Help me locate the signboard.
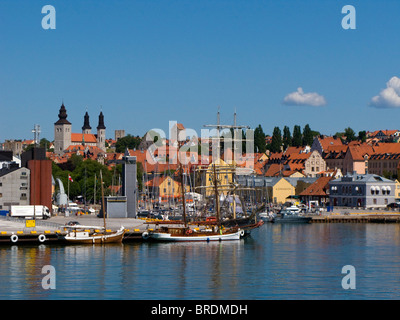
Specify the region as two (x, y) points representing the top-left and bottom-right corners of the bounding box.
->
(25, 220), (36, 228)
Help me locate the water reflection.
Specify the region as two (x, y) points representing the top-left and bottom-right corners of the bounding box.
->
(0, 224), (400, 299)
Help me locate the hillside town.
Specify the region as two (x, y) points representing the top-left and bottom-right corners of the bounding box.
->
(1, 103), (400, 217)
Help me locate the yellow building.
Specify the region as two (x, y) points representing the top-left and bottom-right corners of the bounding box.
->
(205, 158), (235, 196)
(267, 177), (296, 204)
(395, 180), (400, 199)
(146, 176), (189, 200)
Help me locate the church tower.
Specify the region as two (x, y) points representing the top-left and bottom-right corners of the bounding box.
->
(82, 111), (92, 135)
(97, 111), (106, 152)
(54, 103), (72, 155)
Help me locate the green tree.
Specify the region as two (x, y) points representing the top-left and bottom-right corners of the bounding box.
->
(53, 158), (113, 203)
(344, 127), (357, 142)
(254, 124), (267, 153)
(115, 134), (142, 153)
(302, 124), (313, 146)
(39, 138), (52, 151)
(270, 127), (282, 153)
(282, 126), (292, 149)
(292, 125), (302, 147)
(358, 130), (367, 143)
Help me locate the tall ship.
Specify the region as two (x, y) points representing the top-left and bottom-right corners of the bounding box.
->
(145, 110), (264, 241)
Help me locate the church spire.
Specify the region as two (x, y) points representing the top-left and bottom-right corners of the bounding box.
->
(55, 102), (71, 125)
(82, 111), (91, 131)
(97, 111), (106, 130)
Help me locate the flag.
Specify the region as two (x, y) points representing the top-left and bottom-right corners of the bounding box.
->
(68, 174), (73, 182)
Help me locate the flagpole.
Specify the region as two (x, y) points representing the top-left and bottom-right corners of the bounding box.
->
(68, 175), (70, 205)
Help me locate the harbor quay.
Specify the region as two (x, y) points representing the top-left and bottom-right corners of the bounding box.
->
(1, 210), (400, 245)
(0, 216), (148, 244)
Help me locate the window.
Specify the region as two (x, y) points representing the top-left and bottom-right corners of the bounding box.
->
(373, 199), (377, 204)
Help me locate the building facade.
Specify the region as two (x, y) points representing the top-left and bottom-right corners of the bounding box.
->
(122, 155), (137, 218)
(329, 173), (395, 208)
(304, 150), (326, 177)
(0, 167), (30, 211)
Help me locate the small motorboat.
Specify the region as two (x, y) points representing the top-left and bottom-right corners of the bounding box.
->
(270, 210), (312, 223)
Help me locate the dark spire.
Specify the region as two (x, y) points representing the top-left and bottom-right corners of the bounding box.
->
(97, 111), (106, 130)
(82, 111), (91, 131)
(55, 102), (71, 125)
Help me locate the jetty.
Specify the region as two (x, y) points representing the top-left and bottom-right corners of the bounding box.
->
(310, 212), (400, 223)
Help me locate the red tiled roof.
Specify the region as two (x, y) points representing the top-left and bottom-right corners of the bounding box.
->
(265, 163), (282, 177)
(71, 133), (97, 143)
(319, 136), (343, 150)
(347, 143), (374, 161)
(299, 176), (332, 196)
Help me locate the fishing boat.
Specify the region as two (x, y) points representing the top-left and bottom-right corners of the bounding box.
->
(58, 170), (125, 244)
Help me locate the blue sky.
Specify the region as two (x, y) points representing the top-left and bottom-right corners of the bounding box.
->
(1, 0), (400, 141)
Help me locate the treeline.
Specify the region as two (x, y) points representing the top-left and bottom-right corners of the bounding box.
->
(254, 125), (368, 154)
(254, 124), (319, 153)
(111, 126), (367, 158)
(52, 154), (121, 204)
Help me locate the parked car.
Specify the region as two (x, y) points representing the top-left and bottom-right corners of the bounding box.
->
(66, 221), (80, 226)
(387, 203), (399, 209)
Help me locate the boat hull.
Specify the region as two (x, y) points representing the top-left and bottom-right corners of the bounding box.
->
(272, 217), (312, 223)
(149, 229), (244, 242)
(59, 227), (125, 244)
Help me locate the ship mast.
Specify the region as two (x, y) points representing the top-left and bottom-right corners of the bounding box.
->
(179, 164), (187, 228)
(212, 163), (221, 226)
(203, 109), (251, 221)
(100, 170), (106, 231)
(203, 108), (250, 163)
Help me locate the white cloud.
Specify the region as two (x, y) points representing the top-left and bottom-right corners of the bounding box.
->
(370, 76), (400, 108)
(282, 87), (327, 107)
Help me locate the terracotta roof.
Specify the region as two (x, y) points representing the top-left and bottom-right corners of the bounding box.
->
(318, 136), (343, 150)
(70, 133), (97, 143)
(373, 142), (400, 155)
(347, 144), (374, 161)
(264, 163), (282, 177)
(370, 130), (398, 137)
(299, 176), (332, 196)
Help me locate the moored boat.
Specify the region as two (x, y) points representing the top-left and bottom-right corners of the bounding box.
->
(59, 226), (125, 244)
(148, 225), (244, 242)
(270, 210), (312, 223)
(58, 170), (126, 244)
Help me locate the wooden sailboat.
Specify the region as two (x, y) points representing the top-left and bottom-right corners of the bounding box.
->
(146, 111), (264, 240)
(58, 170), (125, 244)
(147, 164), (245, 241)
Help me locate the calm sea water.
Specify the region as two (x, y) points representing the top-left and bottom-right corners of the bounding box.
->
(1, 223), (400, 300)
